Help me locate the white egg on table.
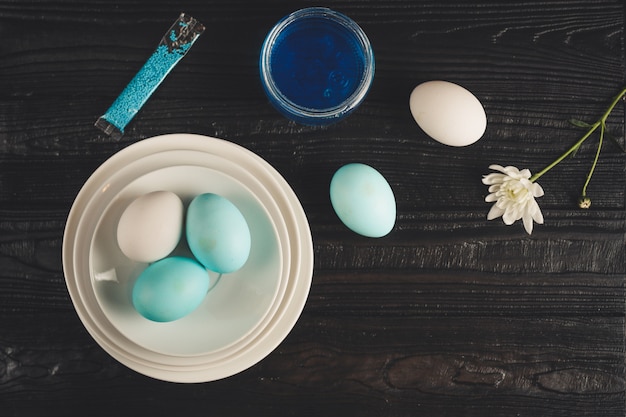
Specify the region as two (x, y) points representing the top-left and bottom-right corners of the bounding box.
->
(409, 80), (487, 147)
(116, 190), (184, 263)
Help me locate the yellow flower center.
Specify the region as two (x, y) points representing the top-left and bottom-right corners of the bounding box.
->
(503, 181), (528, 201)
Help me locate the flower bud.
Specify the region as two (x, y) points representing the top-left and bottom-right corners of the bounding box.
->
(578, 196), (591, 209)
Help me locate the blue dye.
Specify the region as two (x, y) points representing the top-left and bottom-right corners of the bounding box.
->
(96, 14), (204, 138)
(269, 17), (366, 110)
(101, 43), (191, 132)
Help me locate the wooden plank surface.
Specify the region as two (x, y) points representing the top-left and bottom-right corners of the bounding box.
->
(0, 0), (624, 416)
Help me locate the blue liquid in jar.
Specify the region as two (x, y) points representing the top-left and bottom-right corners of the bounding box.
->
(269, 17), (367, 110)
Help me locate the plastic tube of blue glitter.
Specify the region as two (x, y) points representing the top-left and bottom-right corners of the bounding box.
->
(95, 13), (205, 139)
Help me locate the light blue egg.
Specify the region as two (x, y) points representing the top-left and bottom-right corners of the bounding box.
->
(132, 256), (210, 322)
(186, 193), (251, 274)
(330, 163), (396, 238)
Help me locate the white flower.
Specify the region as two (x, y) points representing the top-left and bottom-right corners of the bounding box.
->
(482, 164), (545, 234)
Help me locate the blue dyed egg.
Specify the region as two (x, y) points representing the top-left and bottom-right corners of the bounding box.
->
(330, 163), (396, 237)
(186, 193), (251, 274)
(132, 256), (210, 322)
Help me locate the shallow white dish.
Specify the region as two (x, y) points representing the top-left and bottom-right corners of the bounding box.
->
(82, 149), (293, 366)
(63, 134), (313, 382)
(90, 164), (283, 356)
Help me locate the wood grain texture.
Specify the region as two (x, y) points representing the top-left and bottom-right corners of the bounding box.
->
(0, 0), (624, 416)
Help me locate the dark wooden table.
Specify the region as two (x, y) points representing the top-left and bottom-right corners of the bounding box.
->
(1, 1), (624, 416)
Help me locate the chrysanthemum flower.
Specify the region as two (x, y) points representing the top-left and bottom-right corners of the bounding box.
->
(482, 164), (544, 234)
(480, 88), (625, 234)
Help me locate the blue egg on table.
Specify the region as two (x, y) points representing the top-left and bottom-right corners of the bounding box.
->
(132, 256), (210, 323)
(330, 163), (396, 238)
(186, 193), (251, 274)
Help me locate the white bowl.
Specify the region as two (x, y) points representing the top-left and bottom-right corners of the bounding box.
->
(63, 134), (313, 382)
(90, 164), (283, 356)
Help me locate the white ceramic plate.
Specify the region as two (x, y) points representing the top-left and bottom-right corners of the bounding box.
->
(63, 134), (313, 382)
(90, 164), (283, 356)
(79, 150), (292, 367)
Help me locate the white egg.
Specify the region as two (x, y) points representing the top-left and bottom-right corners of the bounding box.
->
(409, 80), (487, 147)
(116, 191), (184, 263)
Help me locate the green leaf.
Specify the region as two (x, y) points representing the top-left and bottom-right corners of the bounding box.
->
(569, 118), (593, 128)
(605, 130), (626, 153)
(570, 141), (583, 157)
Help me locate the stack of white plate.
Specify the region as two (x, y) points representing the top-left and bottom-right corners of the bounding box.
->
(62, 134), (313, 382)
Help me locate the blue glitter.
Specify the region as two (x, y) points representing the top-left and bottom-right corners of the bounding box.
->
(101, 43), (190, 130)
(95, 14), (204, 139)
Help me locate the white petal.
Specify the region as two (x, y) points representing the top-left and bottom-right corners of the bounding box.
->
(519, 178), (533, 188)
(531, 201), (544, 224)
(531, 182), (544, 197)
(488, 164), (506, 173)
(494, 199), (509, 209)
(502, 209), (518, 225)
(502, 166), (521, 176)
(522, 213), (534, 234)
(487, 204), (505, 220)
(485, 193), (499, 202)
(509, 205), (523, 221)
(482, 173), (505, 185)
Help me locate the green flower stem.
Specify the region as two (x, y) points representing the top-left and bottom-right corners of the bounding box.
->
(529, 86), (626, 183)
(581, 121), (604, 197)
(529, 122), (600, 181)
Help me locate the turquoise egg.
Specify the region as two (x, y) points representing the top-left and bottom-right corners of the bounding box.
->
(132, 256), (210, 322)
(186, 193), (251, 274)
(330, 163), (396, 237)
